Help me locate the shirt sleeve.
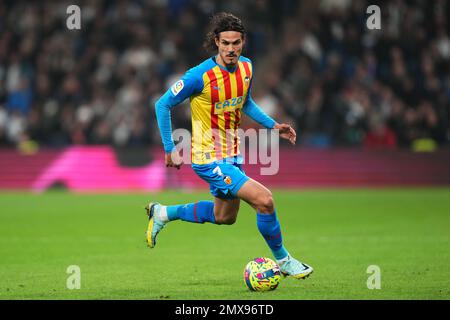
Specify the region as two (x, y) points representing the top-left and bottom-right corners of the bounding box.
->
(155, 69), (203, 153)
(242, 81), (276, 129)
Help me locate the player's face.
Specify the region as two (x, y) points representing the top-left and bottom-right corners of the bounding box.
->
(215, 31), (244, 68)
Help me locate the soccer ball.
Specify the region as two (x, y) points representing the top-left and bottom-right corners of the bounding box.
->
(243, 257), (281, 291)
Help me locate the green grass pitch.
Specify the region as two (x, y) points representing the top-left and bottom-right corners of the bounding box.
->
(0, 188), (449, 300)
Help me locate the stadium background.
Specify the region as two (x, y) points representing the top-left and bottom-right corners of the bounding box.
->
(0, 0), (449, 300)
(1, 0), (450, 190)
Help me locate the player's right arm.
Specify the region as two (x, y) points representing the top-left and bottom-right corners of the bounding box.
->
(154, 68), (203, 169)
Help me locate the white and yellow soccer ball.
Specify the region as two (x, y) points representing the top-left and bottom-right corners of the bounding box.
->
(243, 257), (282, 291)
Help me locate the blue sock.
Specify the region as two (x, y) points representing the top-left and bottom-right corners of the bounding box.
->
(256, 211), (289, 261)
(166, 201), (216, 224)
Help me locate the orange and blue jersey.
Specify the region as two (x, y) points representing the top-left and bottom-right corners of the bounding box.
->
(155, 55), (275, 165)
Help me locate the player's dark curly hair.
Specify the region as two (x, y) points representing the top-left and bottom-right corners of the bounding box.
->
(203, 12), (246, 53)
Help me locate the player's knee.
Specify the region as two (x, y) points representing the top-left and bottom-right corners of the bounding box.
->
(256, 193), (274, 214)
(214, 205), (239, 225)
(215, 215), (236, 225)
(222, 215), (237, 225)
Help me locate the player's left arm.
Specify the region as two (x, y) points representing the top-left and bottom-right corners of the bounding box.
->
(242, 82), (296, 145)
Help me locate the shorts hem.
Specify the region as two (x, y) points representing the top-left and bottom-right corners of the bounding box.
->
(230, 175), (249, 197)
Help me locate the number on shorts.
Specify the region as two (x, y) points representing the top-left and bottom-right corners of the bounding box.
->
(213, 166), (223, 177)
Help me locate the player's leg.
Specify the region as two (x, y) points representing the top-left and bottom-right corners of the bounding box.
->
(145, 197), (240, 248)
(237, 178), (313, 279)
(213, 197), (240, 225)
(144, 164), (243, 249)
(145, 199), (216, 248)
(236, 178), (287, 258)
(154, 201), (216, 223)
(145, 158), (244, 248)
(150, 196), (239, 224)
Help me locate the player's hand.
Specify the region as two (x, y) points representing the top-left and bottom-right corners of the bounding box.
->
(274, 123), (296, 145)
(165, 150), (184, 170)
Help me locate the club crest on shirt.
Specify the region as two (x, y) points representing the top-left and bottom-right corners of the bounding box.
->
(223, 176), (232, 184)
(244, 76), (250, 83)
(171, 80), (184, 96)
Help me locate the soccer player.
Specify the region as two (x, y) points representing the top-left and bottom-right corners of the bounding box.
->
(146, 12), (313, 279)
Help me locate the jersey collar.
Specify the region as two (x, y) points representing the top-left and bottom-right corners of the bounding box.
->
(212, 56), (237, 73)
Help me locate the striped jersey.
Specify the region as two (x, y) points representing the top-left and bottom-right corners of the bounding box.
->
(156, 55), (275, 165)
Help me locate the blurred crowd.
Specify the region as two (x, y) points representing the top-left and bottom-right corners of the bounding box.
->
(0, 0), (449, 150)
